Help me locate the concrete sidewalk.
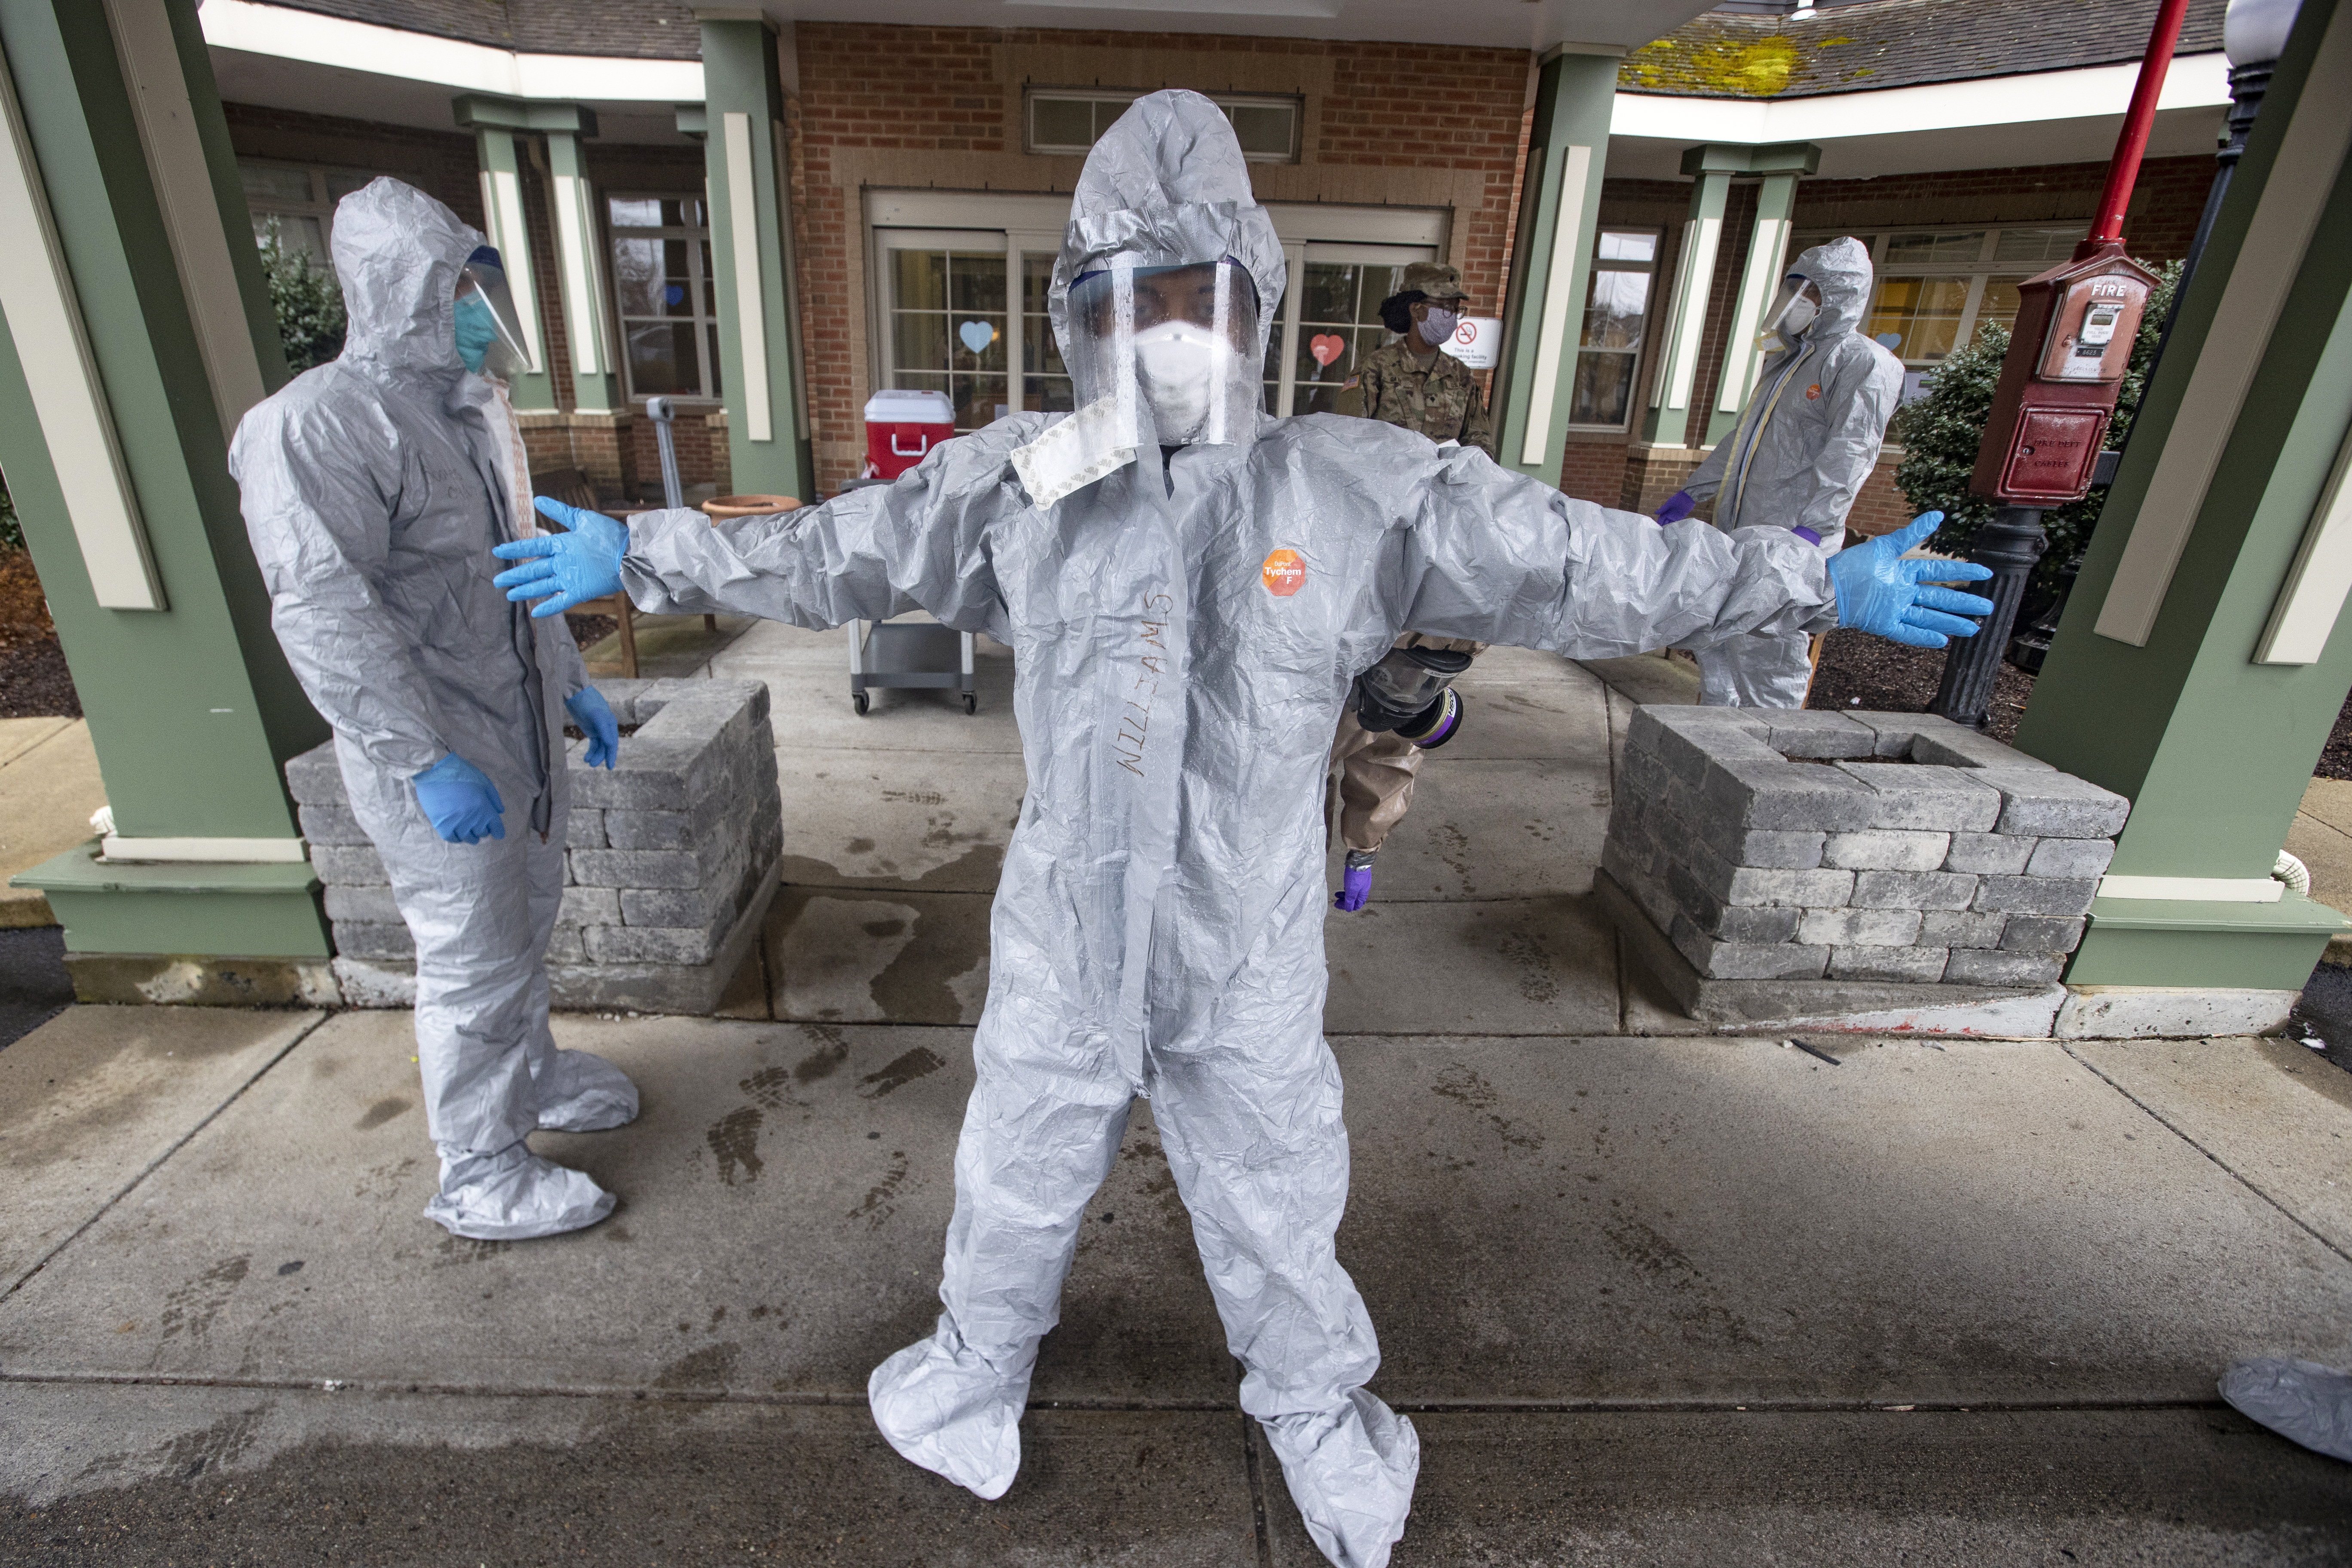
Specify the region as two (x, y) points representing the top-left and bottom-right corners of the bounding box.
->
(6, 640), (2352, 1562)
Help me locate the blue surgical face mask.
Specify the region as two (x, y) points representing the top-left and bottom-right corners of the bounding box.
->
(453, 291), (499, 374)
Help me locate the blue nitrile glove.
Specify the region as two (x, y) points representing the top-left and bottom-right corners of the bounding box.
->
(453, 293), (499, 374)
(567, 687), (620, 769)
(1654, 489), (1696, 525)
(491, 498), (629, 618)
(412, 753), (506, 844)
(1826, 511), (1997, 649)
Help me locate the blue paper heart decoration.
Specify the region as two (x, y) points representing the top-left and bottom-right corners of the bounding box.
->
(958, 320), (995, 355)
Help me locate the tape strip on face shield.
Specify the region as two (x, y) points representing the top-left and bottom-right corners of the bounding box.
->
(455, 245), (533, 379)
(1011, 259), (1261, 507)
(1354, 644), (1469, 749)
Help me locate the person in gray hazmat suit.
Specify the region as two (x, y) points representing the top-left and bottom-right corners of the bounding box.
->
(1652, 237), (1905, 708)
(231, 178), (640, 1242)
(492, 95), (1990, 1566)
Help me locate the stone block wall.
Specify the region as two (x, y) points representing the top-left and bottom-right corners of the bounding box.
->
(1603, 707), (2128, 991)
(288, 678), (781, 1014)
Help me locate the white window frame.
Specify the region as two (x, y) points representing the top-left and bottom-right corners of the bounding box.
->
(1799, 223), (2090, 370)
(1025, 87), (1303, 164)
(871, 226), (1021, 432)
(236, 157), (381, 262)
(607, 191), (722, 405)
(1566, 225), (1664, 434)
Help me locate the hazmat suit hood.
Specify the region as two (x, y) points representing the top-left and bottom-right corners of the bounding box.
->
(331, 177), (484, 376)
(1047, 89), (1286, 363)
(1786, 236), (1873, 340)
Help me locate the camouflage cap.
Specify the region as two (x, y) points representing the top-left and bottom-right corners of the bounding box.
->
(1399, 261), (1469, 302)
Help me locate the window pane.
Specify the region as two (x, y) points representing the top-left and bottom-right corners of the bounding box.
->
(1865, 275), (1971, 360)
(1227, 103), (1295, 159)
(952, 376), (1007, 432)
(1993, 226), (2083, 264)
(609, 196), (663, 229)
(1032, 97), (1093, 150)
(1027, 374), (1075, 414)
(1597, 230), (1657, 263)
(239, 162), (312, 204)
(612, 238), (666, 316)
(627, 322), (699, 395)
(893, 311), (949, 373)
(660, 239), (693, 315)
(1884, 230), (1985, 264)
(1302, 262), (1361, 326)
(1580, 270), (1650, 351)
(662, 198), (697, 228)
(1359, 266), (1406, 325)
(254, 212), (327, 262)
(948, 253), (1006, 314)
(1974, 278), (2026, 340)
(894, 249), (948, 312)
(1568, 351), (1636, 427)
(952, 314), (1008, 373)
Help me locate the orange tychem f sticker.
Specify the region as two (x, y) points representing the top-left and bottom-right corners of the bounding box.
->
(1805, 383), (1822, 400)
(1262, 549), (1306, 597)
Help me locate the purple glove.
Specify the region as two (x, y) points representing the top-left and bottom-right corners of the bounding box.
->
(1654, 490), (1696, 525)
(1333, 861), (1374, 913)
(1792, 526), (1823, 546)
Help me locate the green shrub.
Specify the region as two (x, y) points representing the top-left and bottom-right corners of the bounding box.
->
(1893, 260), (2180, 573)
(259, 218), (346, 374)
(0, 478), (18, 553)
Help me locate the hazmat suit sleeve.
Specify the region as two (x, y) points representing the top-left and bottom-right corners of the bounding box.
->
(615, 420), (1019, 635)
(1788, 346), (1903, 543)
(1393, 446), (1835, 657)
(231, 399), (456, 778)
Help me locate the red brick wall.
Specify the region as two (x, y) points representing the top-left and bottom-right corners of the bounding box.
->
(1556, 440), (1629, 508)
(787, 22), (1535, 495)
(223, 104), (484, 230)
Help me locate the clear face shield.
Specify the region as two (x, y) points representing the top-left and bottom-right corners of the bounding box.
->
(1066, 260), (1261, 447)
(1756, 276), (1822, 355)
(454, 245), (533, 380)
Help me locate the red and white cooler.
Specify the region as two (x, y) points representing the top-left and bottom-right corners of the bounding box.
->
(862, 389), (956, 480)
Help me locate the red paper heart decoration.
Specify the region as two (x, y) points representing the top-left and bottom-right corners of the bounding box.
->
(1309, 334), (1345, 368)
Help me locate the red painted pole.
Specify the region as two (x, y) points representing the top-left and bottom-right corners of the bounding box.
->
(2084, 0), (2196, 251)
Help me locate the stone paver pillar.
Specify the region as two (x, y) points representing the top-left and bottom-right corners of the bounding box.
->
(1491, 46), (1619, 485)
(2017, 0), (2352, 990)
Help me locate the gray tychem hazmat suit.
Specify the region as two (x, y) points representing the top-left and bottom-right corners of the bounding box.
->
(1684, 238), (1903, 708)
(603, 95), (1835, 1566)
(231, 178), (637, 1241)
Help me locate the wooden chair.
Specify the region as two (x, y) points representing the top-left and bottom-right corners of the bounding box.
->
(534, 467), (643, 677)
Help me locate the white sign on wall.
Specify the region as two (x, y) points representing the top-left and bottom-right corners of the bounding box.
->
(1450, 315), (1504, 370)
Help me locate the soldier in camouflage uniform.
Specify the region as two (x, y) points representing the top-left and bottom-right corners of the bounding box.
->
(1325, 263), (1492, 911)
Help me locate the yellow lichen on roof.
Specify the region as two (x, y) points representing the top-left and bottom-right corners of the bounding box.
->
(1621, 32), (1804, 97)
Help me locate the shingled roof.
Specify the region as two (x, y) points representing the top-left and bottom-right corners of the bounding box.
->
(257, 1), (703, 61)
(1619, 0), (2225, 99)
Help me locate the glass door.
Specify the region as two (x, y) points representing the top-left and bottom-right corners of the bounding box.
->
(877, 230), (1010, 432)
(1268, 243), (1436, 417)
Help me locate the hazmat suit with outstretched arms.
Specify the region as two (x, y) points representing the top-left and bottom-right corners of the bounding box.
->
(493, 95), (1989, 1568)
(231, 178), (639, 1243)
(1655, 237), (1907, 708)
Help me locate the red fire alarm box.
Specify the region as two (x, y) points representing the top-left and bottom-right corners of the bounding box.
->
(863, 390), (956, 481)
(1971, 244), (2158, 505)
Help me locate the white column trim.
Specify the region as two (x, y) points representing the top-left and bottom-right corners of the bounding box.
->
(1276, 239), (1306, 416)
(550, 165), (605, 392)
(2257, 411), (2352, 664)
(1660, 215), (1721, 414)
(723, 110), (771, 443)
(2095, 0), (2352, 647)
(1718, 214), (1788, 415)
(103, 0), (268, 441)
(101, 835), (308, 864)
(2098, 874), (2285, 903)
(1519, 142), (1592, 468)
(0, 40), (164, 611)
(475, 151), (545, 372)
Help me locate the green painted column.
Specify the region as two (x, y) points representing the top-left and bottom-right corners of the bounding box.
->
(695, 11), (812, 501)
(1490, 46), (1618, 485)
(1703, 143), (1818, 446)
(1640, 147), (1737, 447)
(452, 97), (557, 412)
(542, 119), (622, 414)
(2013, 0), (2352, 991)
(0, 0), (328, 967)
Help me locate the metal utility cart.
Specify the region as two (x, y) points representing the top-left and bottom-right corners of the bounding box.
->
(848, 617), (976, 715)
(834, 477), (977, 716)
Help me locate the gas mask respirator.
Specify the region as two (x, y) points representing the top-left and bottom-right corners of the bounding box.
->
(1352, 644), (1469, 749)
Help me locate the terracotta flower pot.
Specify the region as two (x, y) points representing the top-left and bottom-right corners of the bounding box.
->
(702, 494), (801, 521)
